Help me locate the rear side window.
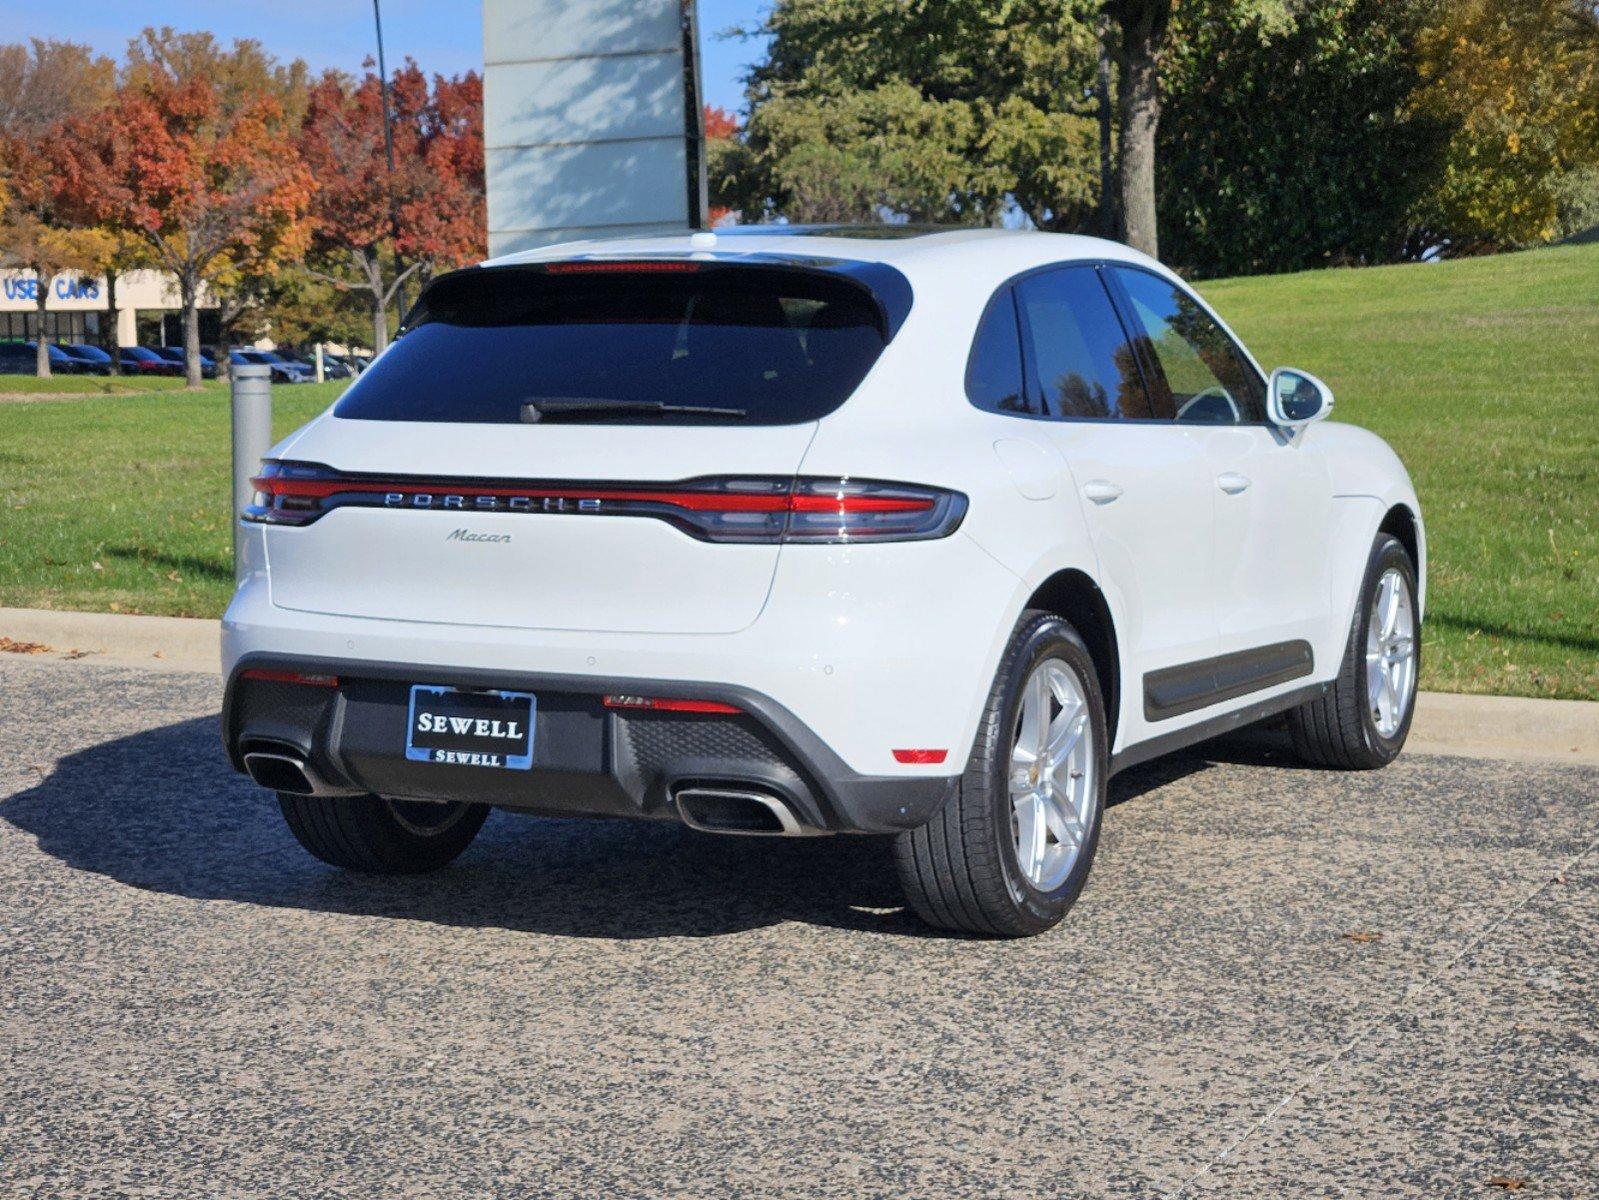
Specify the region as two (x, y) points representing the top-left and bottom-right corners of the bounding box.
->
(334, 264), (892, 425)
(1014, 267), (1153, 420)
(966, 289), (1030, 415)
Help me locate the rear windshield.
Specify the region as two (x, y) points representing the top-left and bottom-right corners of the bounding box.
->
(333, 263), (892, 425)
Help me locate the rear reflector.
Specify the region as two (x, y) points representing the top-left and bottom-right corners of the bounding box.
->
(892, 749), (948, 765)
(240, 668), (339, 688)
(245, 462), (968, 544)
(603, 695), (743, 715)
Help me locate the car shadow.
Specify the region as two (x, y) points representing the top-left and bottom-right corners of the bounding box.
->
(2, 713), (1259, 941)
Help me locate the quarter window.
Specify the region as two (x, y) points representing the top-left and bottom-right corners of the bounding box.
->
(1015, 267), (1152, 420)
(1111, 268), (1265, 424)
(965, 288), (1030, 415)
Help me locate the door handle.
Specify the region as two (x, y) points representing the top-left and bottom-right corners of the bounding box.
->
(1216, 472), (1251, 495)
(1083, 479), (1124, 505)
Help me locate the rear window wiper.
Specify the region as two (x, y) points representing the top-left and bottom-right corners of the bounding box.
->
(521, 397), (747, 422)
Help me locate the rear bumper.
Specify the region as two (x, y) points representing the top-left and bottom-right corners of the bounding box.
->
(223, 654), (957, 834)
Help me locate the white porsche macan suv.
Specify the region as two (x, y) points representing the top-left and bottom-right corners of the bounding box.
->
(223, 227), (1423, 937)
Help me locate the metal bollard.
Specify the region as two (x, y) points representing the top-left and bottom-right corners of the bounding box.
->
(230, 364), (273, 583)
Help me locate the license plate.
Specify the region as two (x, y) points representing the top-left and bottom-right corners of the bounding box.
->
(406, 685), (535, 770)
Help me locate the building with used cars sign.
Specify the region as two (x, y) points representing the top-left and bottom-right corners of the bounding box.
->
(0, 268), (217, 348)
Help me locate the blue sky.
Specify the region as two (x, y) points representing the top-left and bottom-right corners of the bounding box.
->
(2, 1), (770, 114)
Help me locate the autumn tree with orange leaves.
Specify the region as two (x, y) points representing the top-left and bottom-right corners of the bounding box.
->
(299, 62), (485, 352)
(57, 34), (313, 388)
(0, 40), (116, 377)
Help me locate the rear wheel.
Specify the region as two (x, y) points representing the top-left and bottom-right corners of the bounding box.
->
(894, 612), (1108, 937)
(1289, 533), (1419, 769)
(278, 794), (489, 874)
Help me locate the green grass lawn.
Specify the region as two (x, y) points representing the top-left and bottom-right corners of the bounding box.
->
(0, 382), (341, 619)
(0, 373), (216, 396)
(1, 244), (1595, 698)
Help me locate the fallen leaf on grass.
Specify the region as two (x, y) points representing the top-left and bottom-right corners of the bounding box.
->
(1341, 931), (1383, 943)
(0, 637), (51, 655)
(1487, 1177), (1528, 1190)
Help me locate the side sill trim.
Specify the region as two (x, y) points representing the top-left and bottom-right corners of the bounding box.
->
(1111, 681), (1330, 777)
(1143, 639), (1314, 722)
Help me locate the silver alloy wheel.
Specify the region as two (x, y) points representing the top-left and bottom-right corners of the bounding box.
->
(1366, 566), (1418, 738)
(1008, 659), (1095, 891)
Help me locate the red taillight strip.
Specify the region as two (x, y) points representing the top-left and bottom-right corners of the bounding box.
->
(603, 695), (743, 715)
(251, 476), (935, 515)
(240, 668), (339, 688)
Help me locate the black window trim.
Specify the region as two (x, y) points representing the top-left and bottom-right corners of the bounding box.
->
(963, 258), (1271, 428)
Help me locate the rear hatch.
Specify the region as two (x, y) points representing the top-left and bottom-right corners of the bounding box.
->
(256, 259), (899, 635)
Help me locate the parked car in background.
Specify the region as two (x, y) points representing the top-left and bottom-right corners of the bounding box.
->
(118, 346), (182, 376)
(0, 342), (91, 375)
(319, 352), (362, 380)
(61, 344), (115, 375)
(230, 349), (313, 384)
(154, 345), (219, 379)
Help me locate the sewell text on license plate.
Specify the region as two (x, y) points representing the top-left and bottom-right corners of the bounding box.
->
(405, 685), (536, 770)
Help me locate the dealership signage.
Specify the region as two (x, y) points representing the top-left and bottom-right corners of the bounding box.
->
(3, 274), (100, 302)
(482, 0), (707, 255)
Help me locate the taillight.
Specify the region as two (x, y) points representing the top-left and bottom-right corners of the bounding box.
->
(244, 461), (967, 544)
(239, 668), (339, 688)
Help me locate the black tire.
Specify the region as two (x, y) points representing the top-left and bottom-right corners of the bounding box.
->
(278, 794), (489, 874)
(1288, 533), (1419, 770)
(893, 611), (1109, 937)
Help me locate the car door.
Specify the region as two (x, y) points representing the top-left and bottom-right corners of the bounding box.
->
(1108, 266), (1334, 682)
(1014, 265), (1221, 747)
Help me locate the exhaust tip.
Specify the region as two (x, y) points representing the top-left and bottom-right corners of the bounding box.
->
(242, 750), (319, 796)
(673, 786), (822, 837)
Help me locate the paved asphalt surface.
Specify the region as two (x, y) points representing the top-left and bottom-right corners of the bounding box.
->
(1, 657), (1596, 1199)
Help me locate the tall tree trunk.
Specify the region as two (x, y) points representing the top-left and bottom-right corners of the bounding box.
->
(362, 249), (391, 354)
(1115, 4), (1168, 259)
(103, 269), (121, 375)
(33, 268), (52, 378)
(371, 294), (390, 354)
(1096, 13), (1118, 239)
(181, 272), (203, 390)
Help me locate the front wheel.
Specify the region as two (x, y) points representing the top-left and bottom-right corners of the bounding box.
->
(279, 794), (489, 874)
(894, 612), (1108, 937)
(1289, 533), (1420, 769)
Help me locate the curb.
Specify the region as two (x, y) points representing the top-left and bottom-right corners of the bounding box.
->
(1, 606), (218, 674)
(3, 606), (1596, 767)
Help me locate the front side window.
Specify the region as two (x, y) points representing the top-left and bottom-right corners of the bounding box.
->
(1015, 267), (1152, 420)
(334, 263), (893, 426)
(1111, 268), (1265, 424)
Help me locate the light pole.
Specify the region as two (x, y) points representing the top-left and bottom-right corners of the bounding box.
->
(372, 0), (406, 320)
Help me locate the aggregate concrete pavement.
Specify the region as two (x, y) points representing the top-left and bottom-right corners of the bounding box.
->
(1, 655), (1595, 1199)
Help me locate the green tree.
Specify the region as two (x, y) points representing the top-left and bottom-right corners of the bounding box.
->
(1158, 0), (1450, 275)
(1411, 0), (1599, 252)
(727, 0), (1102, 228)
(1099, 0), (1294, 257)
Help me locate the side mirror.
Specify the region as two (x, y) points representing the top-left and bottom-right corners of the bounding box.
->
(1268, 368), (1333, 428)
